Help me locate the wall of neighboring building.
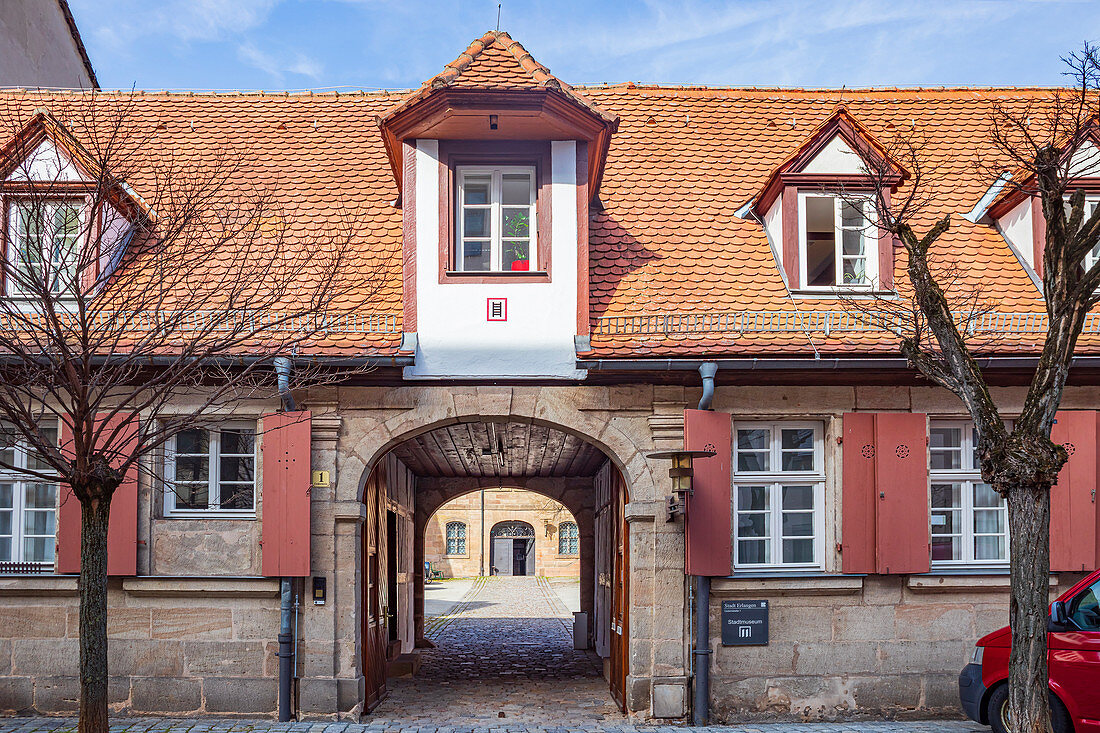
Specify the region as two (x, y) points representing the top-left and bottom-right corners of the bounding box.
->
(0, 1), (96, 89)
(424, 488), (581, 578)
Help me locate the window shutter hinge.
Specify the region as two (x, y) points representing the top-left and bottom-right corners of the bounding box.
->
(836, 542), (843, 553)
(836, 436), (843, 445)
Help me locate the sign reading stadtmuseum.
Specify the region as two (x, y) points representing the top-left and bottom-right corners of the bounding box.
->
(721, 599), (769, 646)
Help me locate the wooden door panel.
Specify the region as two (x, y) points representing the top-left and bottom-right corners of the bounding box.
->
(609, 466), (629, 713)
(362, 465), (388, 710)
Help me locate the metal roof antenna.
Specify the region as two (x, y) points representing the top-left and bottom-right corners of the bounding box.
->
(496, 2), (502, 31)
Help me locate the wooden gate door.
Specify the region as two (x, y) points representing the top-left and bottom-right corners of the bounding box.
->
(608, 466), (630, 712)
(362, 465), (388, 710)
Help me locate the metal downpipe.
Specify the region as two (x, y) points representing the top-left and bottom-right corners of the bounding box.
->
(274, 356), (296, 412)
(278, 578), (294, 721)
(693, 361), (717, 725)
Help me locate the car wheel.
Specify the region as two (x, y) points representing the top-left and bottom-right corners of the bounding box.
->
(986, 685), (1075, 733)
(987, 685), (1010, 733)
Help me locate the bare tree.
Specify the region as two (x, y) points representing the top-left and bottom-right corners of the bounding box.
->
(836, 45), (1100, 733)
(0, 92), (392, 733)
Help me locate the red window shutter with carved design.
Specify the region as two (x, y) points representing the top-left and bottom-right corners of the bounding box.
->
(56, 413), (140, 575)
(261, 411), (312, 577)
(684, 409), (732, 576)
(841, 412), (877, 573)
(841, 412), (929, 575)
(1050, 411), (1099, 572)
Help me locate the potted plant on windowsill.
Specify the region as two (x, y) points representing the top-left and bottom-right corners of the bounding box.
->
(505, 212), (530, 271)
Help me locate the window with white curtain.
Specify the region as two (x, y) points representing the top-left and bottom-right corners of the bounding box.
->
(929, 420), (1009, 567)
(733, 421), (825, 569)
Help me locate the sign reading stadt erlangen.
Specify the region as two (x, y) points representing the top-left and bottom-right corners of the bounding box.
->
(721, 599), (769, 646)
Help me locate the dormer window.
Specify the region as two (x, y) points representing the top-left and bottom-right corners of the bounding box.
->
(798, 193), (876, 288)
(457, 166), (536, 272)
(5, 199), (81, 296)
(1066, 196), (1100, 270)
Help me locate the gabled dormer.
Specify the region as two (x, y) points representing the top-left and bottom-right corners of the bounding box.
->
(380, 32), (618, 379)
(987, 123), (1100, 281)
(752, 108), (907, 294)
(0, 112), (143, 298)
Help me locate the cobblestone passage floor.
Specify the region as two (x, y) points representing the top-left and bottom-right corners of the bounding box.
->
(369, 575), (618, 727)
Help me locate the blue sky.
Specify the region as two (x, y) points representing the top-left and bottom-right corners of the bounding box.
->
(69, 0), (1097, 92)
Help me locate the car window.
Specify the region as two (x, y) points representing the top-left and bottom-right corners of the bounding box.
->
(1068, 578), (1100, 631)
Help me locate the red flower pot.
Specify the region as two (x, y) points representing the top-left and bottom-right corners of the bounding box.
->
(510, 260), (530, 271)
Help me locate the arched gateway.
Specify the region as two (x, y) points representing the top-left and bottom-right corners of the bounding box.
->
(343, 386), (656, 715)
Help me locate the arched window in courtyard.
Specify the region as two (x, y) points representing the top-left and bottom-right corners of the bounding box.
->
(558, 521), (579, 555)
(445, 521), (467, 556)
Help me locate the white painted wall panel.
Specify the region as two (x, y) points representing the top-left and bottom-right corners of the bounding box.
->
(801, 134), (866, 175)
(406, 140), (583, 380)
(999, 197), (1034, 268)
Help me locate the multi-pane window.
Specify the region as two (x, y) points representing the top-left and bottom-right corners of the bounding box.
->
(445, 521), (466, 556)
(929, 420), (1009, 566)
(734, 421), (824, 568)
(0, 423), (59, 567)
(6, 200), (82, 296)
(799, 193), (876, 288)
(165, 424), (256, 516)
(558, 521), (579, 555)
(1070, 197), (1100, 271)
(456, 166), (536, 272)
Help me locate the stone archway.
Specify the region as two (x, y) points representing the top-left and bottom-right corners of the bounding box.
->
(334, 386), (667, 716)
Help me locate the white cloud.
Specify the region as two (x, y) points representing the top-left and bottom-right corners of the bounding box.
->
(237, 43), (324, 82)
(73, 0), (281, 47)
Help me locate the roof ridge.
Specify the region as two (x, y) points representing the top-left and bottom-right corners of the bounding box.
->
(575, 82), (1072, 94)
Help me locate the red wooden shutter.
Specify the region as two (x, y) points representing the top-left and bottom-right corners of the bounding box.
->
(841, 412), (877, 573)
(56, 413), (140, 575)
(781, 187), (801, 288)
(683, 409), (732, 576)
(874, 412), (930, 574)
(261, 411), (312, 577)
(840, 412), (929, 575)
(1050, 411), (1099, 572)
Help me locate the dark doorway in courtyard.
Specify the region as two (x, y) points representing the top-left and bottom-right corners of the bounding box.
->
(359, 420), (630, 722)
(490, 520), (535, 576)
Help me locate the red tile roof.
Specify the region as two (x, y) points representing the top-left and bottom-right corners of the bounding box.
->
(1, 33), (1095, 363)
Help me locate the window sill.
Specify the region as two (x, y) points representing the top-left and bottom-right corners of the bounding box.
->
(790, 288), (898, 300)
(441, 270), (551, 284)
(908, 573), (1059, 594)
(160, 511), (256, 520)
(712, 573), (863, 597)
(0, 574), (78, 596)
(122, 576), (280, 598)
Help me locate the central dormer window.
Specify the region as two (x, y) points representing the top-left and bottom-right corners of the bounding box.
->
(457, 166), (536, 272)
(799, 193), (876, 288)
(5, 199), (82, 296)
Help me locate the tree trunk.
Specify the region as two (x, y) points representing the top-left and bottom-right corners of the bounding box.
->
(78, 496), (111, 733)
(1007, 481), (1052, 733)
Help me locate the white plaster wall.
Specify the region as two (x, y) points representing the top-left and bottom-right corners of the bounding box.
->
(764, 193), (783, 265)
(801, 134), (865, 174)
(405, 139), (583, 379)
(1069, 139), (1100, 178)
(999, 196), (1034, 268)
(4, 139), (83, 182)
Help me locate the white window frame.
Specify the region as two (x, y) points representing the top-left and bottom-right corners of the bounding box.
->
(164, 422), (257, 518)
(444, 521), (467, 557)
(733, 420), (825, 570)
(0, 423), (59, 568)
(455, 166), (537, 272)
(5, 199), (83, 297)
(797, 192), (878, 290)
(1071, 196), (1100, 271)
(929, 419), (1010, 569)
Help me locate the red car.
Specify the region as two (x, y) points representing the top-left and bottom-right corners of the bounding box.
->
(960, 568), (1100, 732)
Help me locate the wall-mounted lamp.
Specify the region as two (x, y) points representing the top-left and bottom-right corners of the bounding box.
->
(489, 114), (499, 130)
(646, 449), (715, 521)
